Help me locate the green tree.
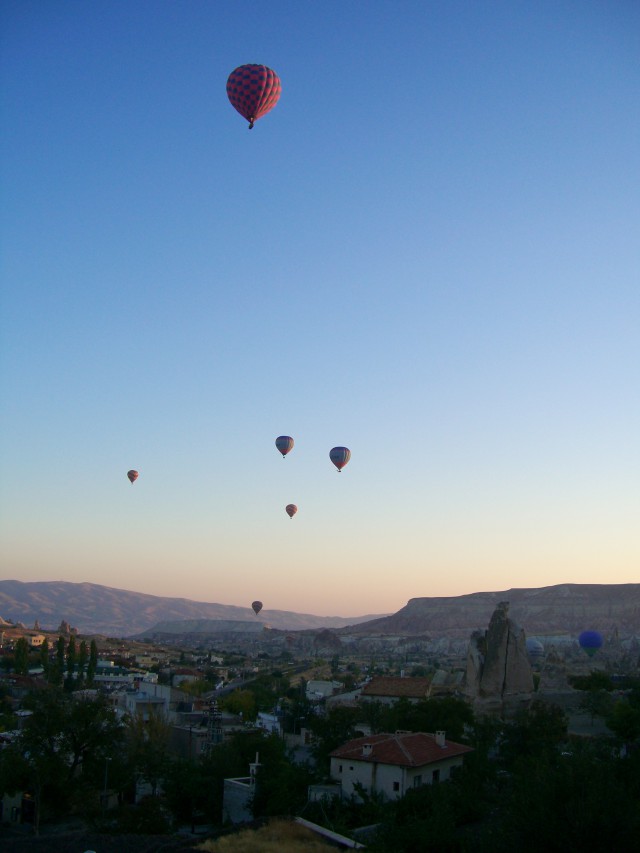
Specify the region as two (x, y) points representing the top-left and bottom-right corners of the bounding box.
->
(66, 634), (77, 681)
(162, 757), (211, 828)
(571, 671), (614, 692)
(374, 696), (474, 741)
(0, 689), (124, 834)
(497, 744), (640, 852)
(52, 636), (66, 685)
(39, 638), (50, 676)
(607, 699), (640, 744)
(308, 705), (360, 771)
(125, 709), (171, 797)
(221, 688), (257, 720)
(0, 683), (17, 731)
(13, 637), (30, 675)
(179, 678), (217, 697)
(77, 640), (88, 684)
(500, 701), (567, 768)
(580, 688), (614, 725)
(86, 639), (98, 684)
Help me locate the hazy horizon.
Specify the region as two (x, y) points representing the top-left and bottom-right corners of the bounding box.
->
(1, 2), (638, 617)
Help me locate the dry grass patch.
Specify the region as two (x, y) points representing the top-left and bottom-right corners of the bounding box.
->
(196, 818), (336, 852)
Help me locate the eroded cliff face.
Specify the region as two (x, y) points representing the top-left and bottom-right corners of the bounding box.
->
(464, 602), (534, 702)
(347, 584), (640, 638)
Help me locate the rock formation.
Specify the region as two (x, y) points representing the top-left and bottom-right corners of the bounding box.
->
(464, 602), (534, 710)
(348, 583), (640, 639)
(313, 629), (342, 653)
(537, 647), (574, 694)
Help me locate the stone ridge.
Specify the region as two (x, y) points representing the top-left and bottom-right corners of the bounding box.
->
(343, 583), (640, 638)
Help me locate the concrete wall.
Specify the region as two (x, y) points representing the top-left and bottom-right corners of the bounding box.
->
(222, 778), (254, 824)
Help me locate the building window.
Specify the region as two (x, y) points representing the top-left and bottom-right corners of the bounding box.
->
(393, 781), (400, 792)
(349, 766), (353, 771)
(339, 765), (342, 773)
(413, 775), (422, 787)
(432, 769), (440, 783)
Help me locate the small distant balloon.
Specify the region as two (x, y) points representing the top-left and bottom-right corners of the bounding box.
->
(526, 637), (545, 659)
(579, 630), (603, 657)
(251, 600), (263, 616)
(285, 504), (297, 519)
(127, 470), (139, 484)
(227, 64), (281, 129)
(275, 436), (294, 457)
(329, 446), (351, 472)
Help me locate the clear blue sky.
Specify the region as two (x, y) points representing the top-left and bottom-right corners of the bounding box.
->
(1, 1), (638, 617)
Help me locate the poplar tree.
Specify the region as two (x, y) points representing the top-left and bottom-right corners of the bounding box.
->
(52, 636), (66, 685)
(77, 640), (88, 682)
(87, 639), (98, 684)
(14, 637), (30, 675)
(66, 635), (77, 680)
(39, 638), (50, 675)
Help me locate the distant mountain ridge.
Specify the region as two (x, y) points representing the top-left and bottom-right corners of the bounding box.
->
(0, 580), (385, 637)
(2, 580), (638, 641)
(342, 583), (640, 639)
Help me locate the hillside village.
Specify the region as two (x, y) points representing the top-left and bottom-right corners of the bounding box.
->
(1, 598), (639, 851)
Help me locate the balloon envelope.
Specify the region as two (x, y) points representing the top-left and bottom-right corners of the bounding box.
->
(329, 446), (351, 471)
(578, 630), (603, 657)
(526, 637), (545, 658)
(275, 436), (294, 457)
(251, 600), (263, 615)
(127, 470), (138, 484)
(285, 504), (297, 518)
(227, 64), (281, 128)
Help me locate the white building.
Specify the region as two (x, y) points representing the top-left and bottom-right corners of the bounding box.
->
(256, 711), (282, 737)
(305, 680), (342, 702)
(330, 731), (473, 801)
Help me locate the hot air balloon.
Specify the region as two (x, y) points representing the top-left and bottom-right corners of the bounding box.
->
(127, 470), (139, 484)
(578, 630), (603, 657)
(251, 600), (263, 616)
(227, 64), (281, 129)
(285, 504), (297, 519)
(275, 436), (294, 457)
(329, 446), (351, 472)
(526, 637), (545, 659)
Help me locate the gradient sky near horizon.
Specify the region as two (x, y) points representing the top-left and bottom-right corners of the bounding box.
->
(1, 1), (638, 618)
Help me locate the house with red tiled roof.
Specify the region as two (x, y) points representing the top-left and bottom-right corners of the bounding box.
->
(330, 731), (473, 801)
(359, 675), (431, 705)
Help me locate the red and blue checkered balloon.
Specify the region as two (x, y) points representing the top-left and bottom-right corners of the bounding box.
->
(227, 64), (281, 129)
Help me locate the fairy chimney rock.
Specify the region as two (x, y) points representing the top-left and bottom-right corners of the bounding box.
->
(465, 602), (534, 701)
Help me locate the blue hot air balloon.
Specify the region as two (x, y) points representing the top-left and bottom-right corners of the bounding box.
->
(578, 630), (603, 658)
